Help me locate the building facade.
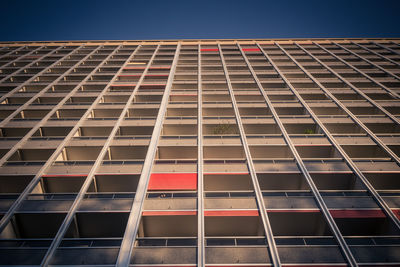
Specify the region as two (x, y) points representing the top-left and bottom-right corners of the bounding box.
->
(0, 39), (399, 266)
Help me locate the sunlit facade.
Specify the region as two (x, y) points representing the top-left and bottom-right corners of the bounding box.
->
(0, 39), (400, 266)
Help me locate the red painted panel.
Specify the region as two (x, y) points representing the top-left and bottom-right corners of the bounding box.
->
(204, 210), (259, 216)
(142, 210), (196, 216)
(330, 209), (386, 218)
(148, 173), (197, 190)
(242, 48), (260, 52)
(201, 48), (219, 51)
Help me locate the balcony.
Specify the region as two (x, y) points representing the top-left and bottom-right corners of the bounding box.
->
(34, 126), (73, 138)
(364, 173), (400, 190)
(130, 214), (197, 264)
(155, 146), (196, 160)
(0, 212), (69, 265)
(65, 212), (129, 238)
(277, 242), (345, 264)
(283, 123), (319, 134)
(36, 175), (87, 193)
(347, 236), (400, 264)
(131, 246), (196, 264)
(335, 215), (400, 236)
(78, 126), (113, 137)
(0, 127), (31, 137)
(79, 193), (134, 212)
(162, 124), (197, 135)
(324, 123), (364, 134)
(118, 126), (154, 136)
(144, 191), (197, 210)
(8, 148), (55, 162)
(257, 173), (310, 190)
(166, 107), (197, 117)
(365, 123), (400, 134)
(206, 245), (271, 264)
(244, 123), (281, 134)
(60, 146), (102, 161)
(107, 145), (148, 160)
(295, 145), (341, 159)
(1, 212), (67, 239)
(239, 107), (271, 116)
(205, 214), (264, 236)
(341, 144), (391, 159)
(50, 212), (129, 265)
(263, 192), (317, 210)
(311, 173), (365, 190)
(204, 145), (245, 160)
(204, 173), (253, 191)
(250, 145), (294, 159)
(0, 175), (34, 194)
(205, 191), (257, 209)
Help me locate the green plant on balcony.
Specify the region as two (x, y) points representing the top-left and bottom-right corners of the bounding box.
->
(304, 128), (315, 134)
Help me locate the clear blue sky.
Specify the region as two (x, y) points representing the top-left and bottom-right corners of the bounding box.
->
(1, 0), (399, 41)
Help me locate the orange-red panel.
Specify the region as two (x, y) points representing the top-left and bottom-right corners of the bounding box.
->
(330, 209), (386, 218)
(204, 210), (259, 216)
(148, 173), (197, 190)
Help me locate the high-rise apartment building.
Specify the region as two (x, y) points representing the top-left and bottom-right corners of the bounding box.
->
(0, 39), (399, 266)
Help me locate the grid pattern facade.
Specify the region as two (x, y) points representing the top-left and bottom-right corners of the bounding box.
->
(0, 39), (399, 266)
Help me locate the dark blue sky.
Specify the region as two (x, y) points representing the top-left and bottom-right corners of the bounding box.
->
(1, 0), (399, 41)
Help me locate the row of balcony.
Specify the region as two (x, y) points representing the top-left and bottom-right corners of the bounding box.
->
(1, 171), (398, 194)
